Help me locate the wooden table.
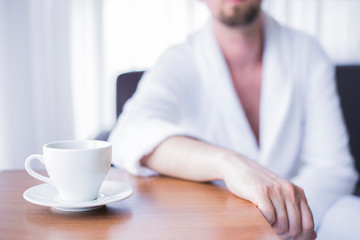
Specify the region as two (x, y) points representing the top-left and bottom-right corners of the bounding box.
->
(0, 169), (278, 240)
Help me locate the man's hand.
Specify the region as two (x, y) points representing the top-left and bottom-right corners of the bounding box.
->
(142, 136), (316, 239)
(221, 155), (316, 240)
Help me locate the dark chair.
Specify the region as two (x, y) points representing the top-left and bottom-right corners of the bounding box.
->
(99, 67), (360, 195)
(336, 65), (360, 196)
(95, 71), (144, 141)
(116, 71), (145, 118)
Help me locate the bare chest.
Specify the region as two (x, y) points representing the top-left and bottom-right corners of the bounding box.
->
(230, 67), (262, 144)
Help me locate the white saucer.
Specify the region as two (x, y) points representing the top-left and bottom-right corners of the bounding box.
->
(23, 180), (133, 212)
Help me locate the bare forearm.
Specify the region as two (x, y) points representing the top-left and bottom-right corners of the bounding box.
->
(141, 135), (315, 239)
(141, 136), (234, 182)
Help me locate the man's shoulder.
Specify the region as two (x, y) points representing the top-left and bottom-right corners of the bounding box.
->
(159, 20), (212, 60)
(264, 11), (330, 69)
(150, 30), (203, 77)
(154, 39), (196, 72)
(264, 12), (320, 51)
(142, 35), (199, 86)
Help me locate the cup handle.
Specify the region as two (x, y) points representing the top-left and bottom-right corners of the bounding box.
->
(25, 154), (51, 184)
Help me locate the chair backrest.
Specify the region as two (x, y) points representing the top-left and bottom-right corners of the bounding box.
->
(94, 71), (144, 141)
(116, 71), (144, 118)
(336, 65), (360, 195)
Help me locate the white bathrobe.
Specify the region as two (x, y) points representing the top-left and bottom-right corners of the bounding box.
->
(109, 13), (358, 228)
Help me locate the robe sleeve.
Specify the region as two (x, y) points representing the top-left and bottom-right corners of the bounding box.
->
(290, 40), (358, 228)
(108, 46), (196, 176)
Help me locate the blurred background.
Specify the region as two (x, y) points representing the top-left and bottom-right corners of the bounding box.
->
(1, 0), (359, 170)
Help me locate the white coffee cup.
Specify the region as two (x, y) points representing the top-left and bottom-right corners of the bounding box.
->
(25, 140), (112, 202)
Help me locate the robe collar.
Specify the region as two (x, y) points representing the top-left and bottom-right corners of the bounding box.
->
(194, 11), (293, 165)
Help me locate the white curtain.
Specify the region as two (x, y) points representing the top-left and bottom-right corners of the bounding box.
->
(1, 0), (359, 170)
(100, 0), (209, 136)
(0, 0), (75, 170)
(0, 0), (205, 170)
(70, 0), (105, 141)
(262, 0), (360, 64)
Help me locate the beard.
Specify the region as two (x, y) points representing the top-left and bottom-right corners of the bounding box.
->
(219, 3), (261, 27)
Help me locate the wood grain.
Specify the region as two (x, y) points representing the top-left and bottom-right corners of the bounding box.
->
(0, 169), (278, 240)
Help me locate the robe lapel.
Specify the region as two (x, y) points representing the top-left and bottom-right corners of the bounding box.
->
(259, 14), (294, 167)
(194, 20), (259, 158)
(193, 14), (296, 165)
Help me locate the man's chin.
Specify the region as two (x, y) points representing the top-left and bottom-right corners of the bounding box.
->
(220, 4), (260, 27)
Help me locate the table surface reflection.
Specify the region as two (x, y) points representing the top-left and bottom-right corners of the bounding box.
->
(0, 168), (278, 240)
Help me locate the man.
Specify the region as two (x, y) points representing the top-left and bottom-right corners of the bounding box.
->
(109, 0), (358, 239)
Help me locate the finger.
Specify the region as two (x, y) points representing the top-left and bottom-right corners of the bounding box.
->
(282, 187), (315, 240)
(293, 230), (316, 240)
(270, 195), (289, 235)
(297, 199), (315, 240)
(256, 196), (276, 226)
(311, 230), (317, 240)
(279, 195), (302, 239)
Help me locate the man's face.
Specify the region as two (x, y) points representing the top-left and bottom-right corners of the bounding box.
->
(203, 0), (262, 27)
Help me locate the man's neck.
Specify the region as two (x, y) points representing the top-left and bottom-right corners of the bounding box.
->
(212, 15), (264, 69)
